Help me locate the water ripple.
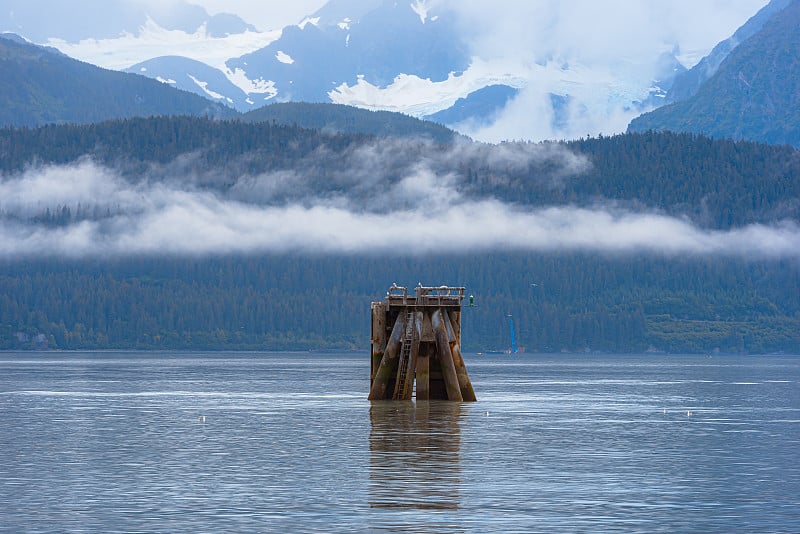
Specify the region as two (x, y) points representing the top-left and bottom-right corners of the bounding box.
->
(0, 352), (799, 532)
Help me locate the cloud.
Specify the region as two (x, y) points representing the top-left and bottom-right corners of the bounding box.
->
(440, 0), (770, 141)
(446, 0), (769, 68)
(1, 144), (798, 259)
(0, 158), (144, 215)
(225, 137), (590, 210)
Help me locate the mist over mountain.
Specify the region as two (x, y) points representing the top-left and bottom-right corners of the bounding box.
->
(629, 0), (800, 147)
(2, 117), (799, 257)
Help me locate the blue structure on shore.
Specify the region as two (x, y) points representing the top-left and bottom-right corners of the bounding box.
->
(508, 314), (518, 354)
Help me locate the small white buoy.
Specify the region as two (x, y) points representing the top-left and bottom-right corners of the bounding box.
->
(199, 415), (206, 423)
(687, 411), (692, 417)
(484, 411), (489, 417)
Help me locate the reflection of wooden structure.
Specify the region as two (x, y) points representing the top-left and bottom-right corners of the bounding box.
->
(369, 284), (476, 401)
(369, 402), (462, 510)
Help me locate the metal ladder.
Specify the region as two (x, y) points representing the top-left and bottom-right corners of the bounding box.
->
(393, 311), (415, 400)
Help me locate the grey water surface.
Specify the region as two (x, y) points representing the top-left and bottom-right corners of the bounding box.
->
(1, 352), (798, 532)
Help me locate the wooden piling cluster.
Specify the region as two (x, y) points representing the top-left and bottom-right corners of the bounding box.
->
(369, 284), (476, 401)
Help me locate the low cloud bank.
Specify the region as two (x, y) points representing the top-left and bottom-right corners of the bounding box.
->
(1, 152), (798, 259)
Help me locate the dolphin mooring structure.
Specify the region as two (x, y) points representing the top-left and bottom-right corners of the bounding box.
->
(369, 284), (477, 401)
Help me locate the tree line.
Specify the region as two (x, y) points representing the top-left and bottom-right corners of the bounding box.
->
(2, 253), (798, 354)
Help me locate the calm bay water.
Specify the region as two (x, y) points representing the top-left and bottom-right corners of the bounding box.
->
(1, 352), (798, 532)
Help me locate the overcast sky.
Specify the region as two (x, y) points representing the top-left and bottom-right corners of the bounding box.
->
(191, 0), (328, 29)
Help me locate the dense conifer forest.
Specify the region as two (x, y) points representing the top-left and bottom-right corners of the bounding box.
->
(1, 117), (799, 353)
(1, 254), (798, 353)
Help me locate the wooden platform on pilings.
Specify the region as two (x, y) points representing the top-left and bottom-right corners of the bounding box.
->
(369, 284), (476, 401)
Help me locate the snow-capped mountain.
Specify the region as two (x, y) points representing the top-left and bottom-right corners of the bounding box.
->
(1, 0), (770, 142)
(225, 0), (500, 116)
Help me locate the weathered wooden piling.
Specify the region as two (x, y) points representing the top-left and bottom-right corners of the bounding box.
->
(369, 284), (476, 401)
(444, 310), (477, 402)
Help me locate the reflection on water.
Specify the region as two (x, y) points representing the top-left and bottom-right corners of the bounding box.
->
(369, 401), (462, 510)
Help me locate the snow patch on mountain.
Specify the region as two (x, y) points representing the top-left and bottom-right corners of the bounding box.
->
(276, 50), (295, 64)
(299, 17), (321, 29)
(46, 17), (279, 72)
(225, 68), (277, 99)
(410, 1), (430, 24)
(329, 57), (526, 117)
(188, 74), (227, 101)
(46, 16), (283, 98)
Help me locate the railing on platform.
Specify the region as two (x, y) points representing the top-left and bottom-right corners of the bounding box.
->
(385, 283), (465, 307)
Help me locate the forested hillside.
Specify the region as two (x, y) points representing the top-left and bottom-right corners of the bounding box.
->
(2, 254), (798, 354)
(0, 116), (362, 178)
(240, 102), (459, 143)
(1, 117), (799, 353)
(564, 133), (800, 228)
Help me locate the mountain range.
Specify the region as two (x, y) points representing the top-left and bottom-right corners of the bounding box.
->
(661, 0), (792, 106)
(2, 0), (799, 147)
(0, 33), (458, 140)
(0, 0), (742, 141)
